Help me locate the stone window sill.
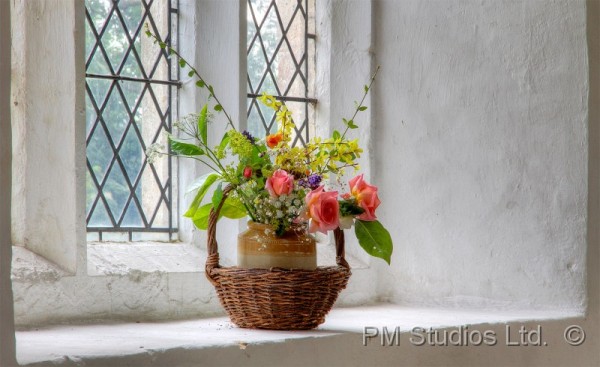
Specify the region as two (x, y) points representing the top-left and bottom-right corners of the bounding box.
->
(11, 242), (370, 326)
(86, 240), (368, 276)
(16, 304), (582, 366)
(12, 241), (367, 280)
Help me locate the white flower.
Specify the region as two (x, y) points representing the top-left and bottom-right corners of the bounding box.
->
(145, 143), (165, 164)
(338, 216), (355, 230)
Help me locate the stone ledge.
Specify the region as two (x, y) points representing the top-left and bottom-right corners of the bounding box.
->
(11, 246), (69, 281)
(16, 304), (582, 366)
(12, 241), (368, 281)
(87, 243), (206, 276)
(11, 244), (372, 327)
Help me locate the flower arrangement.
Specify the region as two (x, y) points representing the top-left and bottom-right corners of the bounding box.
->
(145, 26), (393, 264)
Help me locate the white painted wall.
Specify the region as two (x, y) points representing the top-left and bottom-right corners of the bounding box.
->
(1, 1), (18, 366)
(372, 0), (588, 311)
(177, 0), (247, 265)
(11, 0), (87, 274)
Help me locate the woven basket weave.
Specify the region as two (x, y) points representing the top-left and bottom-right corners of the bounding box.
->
(205, 186), (351, 330)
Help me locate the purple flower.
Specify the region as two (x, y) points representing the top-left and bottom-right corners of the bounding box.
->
(242, 130), (256, 145)
(299, 174), (322, 190)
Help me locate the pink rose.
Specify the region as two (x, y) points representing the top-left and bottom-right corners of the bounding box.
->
(265, 169), (294, 197)
(348, 174), (381, 221)
(304, 186), (340, 234)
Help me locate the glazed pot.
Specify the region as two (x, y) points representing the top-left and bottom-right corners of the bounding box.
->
(237, 221), (317, 270)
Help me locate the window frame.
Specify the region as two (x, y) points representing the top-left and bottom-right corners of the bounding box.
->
(84, 0), (180, 242)
(246, 0), (317, 146)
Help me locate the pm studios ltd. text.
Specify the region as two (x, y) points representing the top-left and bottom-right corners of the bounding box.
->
(362, 325), (580, 347)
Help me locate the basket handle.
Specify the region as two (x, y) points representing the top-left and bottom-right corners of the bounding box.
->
(205, 185), (350, 284)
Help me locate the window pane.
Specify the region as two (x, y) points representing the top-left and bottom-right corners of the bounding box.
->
(85, 0), (178, 240)
(247, 0), (316, 146)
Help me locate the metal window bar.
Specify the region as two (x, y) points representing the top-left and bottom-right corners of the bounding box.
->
(85, 0), (179, 241)
(247, 0), (316, 147)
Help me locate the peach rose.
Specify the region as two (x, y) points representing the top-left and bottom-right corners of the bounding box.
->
(266, 132), (283, 148)
(348, 174), (380, 221)
(304, 186), (340, 234)
(265, 169), (294, 197)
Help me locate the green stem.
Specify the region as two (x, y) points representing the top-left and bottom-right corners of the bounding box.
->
(318, 66), (380, 175)
(145, 25), (237, 132)
(234, 188), (259, 221)
(340, 66), (380, 140)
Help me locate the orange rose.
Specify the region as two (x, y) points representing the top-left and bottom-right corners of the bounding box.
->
(348, 174), (380, 221)
(303, 186), (340, 234)
(266, 132), (283, 148)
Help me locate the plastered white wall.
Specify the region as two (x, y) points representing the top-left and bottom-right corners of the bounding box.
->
(177, 0), (246, 264)
(373, 0), (588, 310)
(314, 0), (381, 302)
(11, 0), (87, 274)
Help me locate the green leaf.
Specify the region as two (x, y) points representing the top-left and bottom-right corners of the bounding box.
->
(169, 137), (204, 156)
(179, 59), (186, 68)
(358, 106), (368, 111)
(198, 104), (208, 144)
(183, 173), (220, 217)
(185, 172), (220, 195)
(195, 80), (205, 88)
(333, 130), (341, 140)
(364, 85), (369, 93)
(354, 220), (393, 265)
(219, 133), (230, 151)
(220, 197), (247, 219)
(191, 197), (247, 230)
(207, 85), (214, 94)
(191, 203), (213, 230)
(159, 42), (166, 49)
(214, 104), (223, 112)
(211, 182), (224, 208)
(342, 118), (358, 129)
(188, 70), (194, 77)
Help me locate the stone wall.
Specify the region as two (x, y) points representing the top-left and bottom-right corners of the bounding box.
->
(373, 0), (588, 311)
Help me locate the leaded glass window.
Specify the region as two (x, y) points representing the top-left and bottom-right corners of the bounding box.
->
(247, 0), (316, 146)
(85, 0), (179, 241)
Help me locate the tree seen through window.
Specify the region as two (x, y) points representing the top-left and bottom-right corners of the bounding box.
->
(85, 0), (178, 241)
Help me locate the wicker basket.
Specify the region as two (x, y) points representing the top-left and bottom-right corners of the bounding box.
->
(205, 186), (351, 330)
